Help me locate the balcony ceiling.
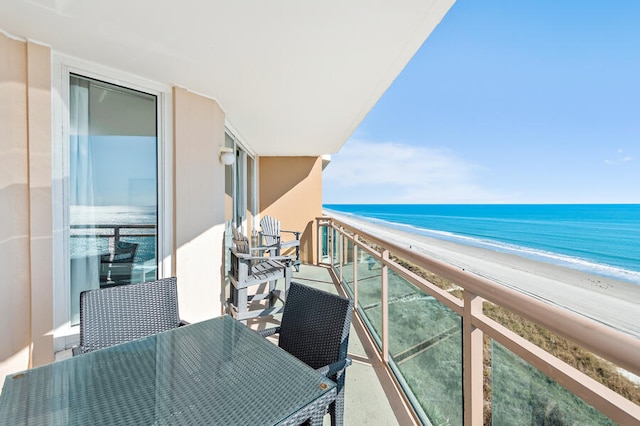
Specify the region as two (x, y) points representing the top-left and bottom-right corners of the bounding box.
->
(0, 0), (454, 156)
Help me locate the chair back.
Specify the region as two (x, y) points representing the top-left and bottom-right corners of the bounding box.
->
(99, 241), (138, 285)
(230, 236), (251, 282)
(278, 282), (353, 371)
(100, 241), (138, 263)
(233, 236), (251, 254)
(231, 225), (244, 242)
(260, 215), (281, 247)
(77, 277), (180, 354)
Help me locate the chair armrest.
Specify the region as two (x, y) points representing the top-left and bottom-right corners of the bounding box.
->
(232, 252), (277, 261)
(250, 244), (279, 255)
(260, 232), (280, 240)
(265, 255), (296, 263)
(316, 358), (352, 378)
(279, 240), (300, 249)
(257, 326), (281, 338)
(280, 230), (300, 239)
(250, 244), (273, 251)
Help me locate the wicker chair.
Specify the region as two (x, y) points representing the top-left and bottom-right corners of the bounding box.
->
(99, 241), (138, 286)
(260, 215), (301, 272)
(258, 282), (354, 426)
(72, 277), (185, 356)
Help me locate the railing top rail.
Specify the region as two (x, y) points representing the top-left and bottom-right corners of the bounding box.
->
(71, 224), (157, 229)
(319, 216), (640, 377)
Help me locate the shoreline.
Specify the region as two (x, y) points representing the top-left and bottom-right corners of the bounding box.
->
(326, 210), (640, 339)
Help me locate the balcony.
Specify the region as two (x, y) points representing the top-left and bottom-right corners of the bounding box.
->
(250, 264), (412, 425)
(49, 214), (640, 424)
(70, 224), (158, 287)
(274, 216), (639, 425)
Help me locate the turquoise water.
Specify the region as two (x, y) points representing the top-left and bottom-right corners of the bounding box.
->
(323, 204), (640, 285)
(70, 205), (157, 263)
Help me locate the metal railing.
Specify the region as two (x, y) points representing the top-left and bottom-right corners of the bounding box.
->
(70, 224), (156, 252)
(317, 216), (640, 425)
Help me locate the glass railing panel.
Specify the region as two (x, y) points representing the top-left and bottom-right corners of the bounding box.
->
(492, 341), (615, 425)
(331, 228), (340, 274)
(355, 256), (383, 345)
(340, 238), (356, 294)
(320, 225), (329, 262)
(124, 235), (158, 283)
(387, 270), (463, 426)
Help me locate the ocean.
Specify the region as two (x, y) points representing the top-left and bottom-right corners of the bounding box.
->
(70, 205), (157, 263)
(323, 204), (640, 285)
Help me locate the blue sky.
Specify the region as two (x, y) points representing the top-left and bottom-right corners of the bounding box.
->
(323, 0), (640, 204)
(92, 136), (157, 206)
(70, 136), (157, 207)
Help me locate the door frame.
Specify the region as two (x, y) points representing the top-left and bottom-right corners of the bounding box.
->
(51, 54), (173, 351)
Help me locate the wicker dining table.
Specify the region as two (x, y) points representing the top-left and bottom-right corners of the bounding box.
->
(0, 315), (336, 425)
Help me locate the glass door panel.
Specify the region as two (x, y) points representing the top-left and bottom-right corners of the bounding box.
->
(246, 155), (255, 237)
(234, 148), (247, 228)
(69, 75), (158, 325)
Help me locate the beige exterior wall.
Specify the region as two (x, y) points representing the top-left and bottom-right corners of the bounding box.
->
(0, 33), (318, 382)
(0, 34), (53, 380)
(173, 87), (227, 321)
(259, 156), (323, 264)
(0, 39), (230, 380)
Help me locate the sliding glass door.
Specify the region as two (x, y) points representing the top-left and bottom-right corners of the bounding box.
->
(68, 75), (158, 325)
(225, 131), (256, 234)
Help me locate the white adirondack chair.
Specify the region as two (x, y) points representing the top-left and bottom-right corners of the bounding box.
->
(259, 215), (301, 272)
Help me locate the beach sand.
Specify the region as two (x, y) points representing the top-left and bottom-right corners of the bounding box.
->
(327, 211), (640, 339)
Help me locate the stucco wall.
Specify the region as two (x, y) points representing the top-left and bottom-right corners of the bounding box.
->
(0, 34), (53, 380)
(173, 87), (227, 321)
(0, 32), (319, 384)
(259, 156), (323, 264)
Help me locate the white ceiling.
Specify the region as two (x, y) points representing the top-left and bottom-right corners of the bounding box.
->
(0, 0), (454, 156)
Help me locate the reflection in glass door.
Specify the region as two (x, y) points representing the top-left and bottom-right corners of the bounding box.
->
(235, 148), (247, 228)
(68, 75), (158, 325)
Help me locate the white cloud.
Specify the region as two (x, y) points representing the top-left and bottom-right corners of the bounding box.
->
(604, 149), (633, 165)
(323, 139), (506, 203)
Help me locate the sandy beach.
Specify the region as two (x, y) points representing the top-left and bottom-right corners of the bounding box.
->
(327, 211), (640, 339)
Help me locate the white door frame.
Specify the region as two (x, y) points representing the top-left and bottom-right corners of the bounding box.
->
(51, 54), (173, 351)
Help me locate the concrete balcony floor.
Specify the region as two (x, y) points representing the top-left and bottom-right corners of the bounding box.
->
(246, 264), (415, 426)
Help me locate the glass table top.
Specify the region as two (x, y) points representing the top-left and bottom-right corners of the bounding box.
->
(0, 315), (336, 425)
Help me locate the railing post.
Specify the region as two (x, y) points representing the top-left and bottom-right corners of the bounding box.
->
(318, 218), (326, 265)
(353, 235), (359, 309)
(382, 249), (389, 363)
(343, 234), (349, 265)
(329, 224), (334, 269)
(339, 228), (344, 282)
(463, 291), (484, 425)
(316, 219), (320, 265)
(108, 225), (120, 254)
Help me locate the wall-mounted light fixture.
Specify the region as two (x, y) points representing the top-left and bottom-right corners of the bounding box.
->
(219, 147), (235, 165)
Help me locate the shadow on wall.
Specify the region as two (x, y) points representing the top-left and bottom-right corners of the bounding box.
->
(300, 221), (314, 264)
(259, 157), (322, 265)
(259, 157), (316, 211)
(0, 183), (32, 370)
(276, 220), (314, 265)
